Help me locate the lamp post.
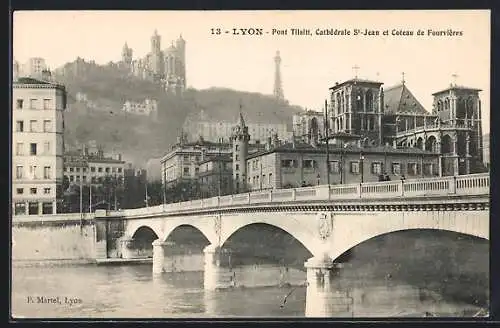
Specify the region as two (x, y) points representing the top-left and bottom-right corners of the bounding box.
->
(317, 173), (321, 186)
(360, 152), (365, 183)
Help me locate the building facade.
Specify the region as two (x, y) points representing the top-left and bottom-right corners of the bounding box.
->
(64, 146), (126, 185)
(12, 77), (67, 215)
(160, 136), (233, 188)
(245, 142), (440, 191)
(122, 99), (158, 117)
(17, 57), (48, 79)
(122, 30), (186, 94)
(183, 110), (290, 144)
(197, 155), (233, 198)
(292, 110), (326, 145)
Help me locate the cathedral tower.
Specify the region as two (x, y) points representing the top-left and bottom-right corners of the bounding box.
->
(231, 108), (250, 193)
(122, 42), (133, 67)
(273, 50), (284, 101)
(175, 34), (186, 88)
(150, 29), (163, 76)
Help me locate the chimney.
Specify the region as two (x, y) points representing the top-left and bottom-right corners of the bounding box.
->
(118, 154), (122, 161)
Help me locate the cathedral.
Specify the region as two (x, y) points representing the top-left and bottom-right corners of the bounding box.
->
(294, 75), (484, 177)
(121, 30), (186, 94)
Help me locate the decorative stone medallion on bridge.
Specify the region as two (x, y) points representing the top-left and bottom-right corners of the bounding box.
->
(317, 212), (333, 241)
(214, 214), (222, 245)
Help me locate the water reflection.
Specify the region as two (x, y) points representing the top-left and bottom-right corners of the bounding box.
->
(11, 263), (485, 318)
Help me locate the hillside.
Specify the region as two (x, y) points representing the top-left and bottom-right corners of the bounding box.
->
(55, 59), (303, 166)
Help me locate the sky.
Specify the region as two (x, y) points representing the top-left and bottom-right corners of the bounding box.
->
(13, 10), (491, 133)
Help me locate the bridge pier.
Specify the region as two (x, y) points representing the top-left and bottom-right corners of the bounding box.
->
(304, 256), (349, 317)
(119, 237), (136, 259)
(203, 244), (235, 290)
(152, 239), (207, 274)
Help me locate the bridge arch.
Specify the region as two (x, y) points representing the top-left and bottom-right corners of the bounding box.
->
(328, 212), (489, 262)
(126, 223), (163, 242)
(219, 215), (324, 258)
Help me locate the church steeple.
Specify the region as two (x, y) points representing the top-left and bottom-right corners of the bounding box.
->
(232, 103), (250, 193)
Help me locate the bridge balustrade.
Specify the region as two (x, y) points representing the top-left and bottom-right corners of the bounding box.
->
(295, 186), (318, 200)
(17, 174), (487, 221)
(329, 185), (359, 199)
(360, 181), (401, 199)
(455, 173), (490, 196)
(403, 176), (453, 197)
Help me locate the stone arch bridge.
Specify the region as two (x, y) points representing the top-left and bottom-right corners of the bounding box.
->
(94, 173), (489, 316)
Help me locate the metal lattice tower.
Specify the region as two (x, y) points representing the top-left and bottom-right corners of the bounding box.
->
(273, 50), (284, 101)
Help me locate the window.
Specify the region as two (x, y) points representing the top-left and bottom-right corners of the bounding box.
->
(30, 143), (37, 155)
(407, 163), (417, 176)
(69, 167), (74, 172)
(235, 145), (239, 151)
(91, 177), (97, 183)
(183, 155), (189, 161)
(16, 143), (23, 155)
(302, 160), (316, 169)
(83, 176), (87, 182)
(91, 167), (96, 172)
(235, 164), (239, 171)
(15, 203), (26, 215)
(350, 161), (360, 174)
(43, 120), (51, 132)
(16, 188), (23, 194)
(43, 99), (52, 109)
(117, 168), (122, 173)
(30, 165), (38, 179)
(43, 142), (50, 154)
(269, 173), (272, 184)
(195, 167), (199, 174)
(392, 163), (401, 175)
(29, 120), (37, 132)
(76, 167), (80, 173)
(235, 154), (239, 160)
(329, 161), (340, 174)
(105, 167), (110, 173)
(16, 120), (24, 132)
(16, 99), (24, 109)
(44, 188), (51, 194)
(371, 162), (382, 175)
(98, 167), (103, 173)
(423, 163), (433, 176)
(43, 166), (51, 179)
(30, 99), (37, 109)
(42, 202), (53, 214)
(30, 188), (37, 195)
(83, 168), (87, 172)
(195, 156), (200, 162)
(112, 167), (116, 173)
(16, 166), (23, 179)
(183, 167), (190, 176)
(281, 159), (297, 168)
(70, 175), (74, 182)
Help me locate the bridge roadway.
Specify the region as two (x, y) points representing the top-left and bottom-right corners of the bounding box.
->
(14, 173), (490, 317)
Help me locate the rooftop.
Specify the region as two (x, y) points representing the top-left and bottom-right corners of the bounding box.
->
(383, 83), (429, 115)
(431, 85), (482, 96)
(13, 77), (66, 90)
(247, 141), (437, 159)
(329, 78), (383, 91)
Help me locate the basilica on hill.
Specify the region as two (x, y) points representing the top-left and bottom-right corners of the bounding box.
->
(120, 30), (186, 95)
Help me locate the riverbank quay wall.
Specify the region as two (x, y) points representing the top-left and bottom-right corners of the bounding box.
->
(12, 214), (96, 262)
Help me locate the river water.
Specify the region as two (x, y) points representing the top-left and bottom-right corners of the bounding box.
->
(11, 262), (485, 319)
